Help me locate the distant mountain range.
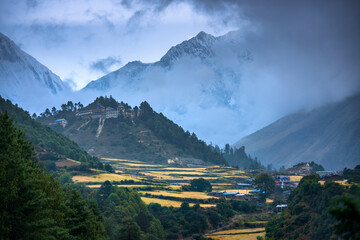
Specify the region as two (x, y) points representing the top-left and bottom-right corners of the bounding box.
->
(234, 94), (360, 170)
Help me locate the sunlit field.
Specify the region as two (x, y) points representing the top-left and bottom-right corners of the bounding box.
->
(206, 228), (265, 240)
(289, 175), (303, 182)
(72, 157), (258, 208)
(72, 173), (140, 182)
(139, 190), (216, 200)
(141, 197), (216, 208)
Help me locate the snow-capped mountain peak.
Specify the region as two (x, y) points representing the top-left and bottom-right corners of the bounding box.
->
(159, 31), (217, 66)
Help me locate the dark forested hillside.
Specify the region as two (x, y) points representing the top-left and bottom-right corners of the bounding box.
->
(0, 96), (99, 165)
(265, 174), (360, 239)
(0, 111), (107, 239)
(0, 111), (165, 240)
(38, 96), (226, 165)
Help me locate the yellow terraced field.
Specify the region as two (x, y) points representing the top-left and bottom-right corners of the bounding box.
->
(289, 176), (303, 182)
(72, 173), (140, 182)
(119, 163), (165, 167)
(141, 197), (216, 208)
(209, 228), (265, 235)
(181, 176), (219, 180)
(87, 184), (155, 188)
(150, 171), (207, 175)
(319, 180), (349, 186)
(207, 228), (265, 240)
(101, 158), (143, 163)
(141, 172), (218, 181)
(162, 167), (206, 171)
(213, 189), (252, 194)
(207, 232), (265, 240)
(141, 172), (181, 180)
(140, 191), (216, 199)
(212, 183), (235, 186)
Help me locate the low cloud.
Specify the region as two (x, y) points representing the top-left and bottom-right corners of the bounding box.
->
(89, 56), (122, 74)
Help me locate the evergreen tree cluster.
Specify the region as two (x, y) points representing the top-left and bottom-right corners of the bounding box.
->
(343, 165), (360, 183)
(148, 200), (257, 239)
(93, 181), (165, 240)
(0, 96), (100, 165)
(182, 178), (213, 192)
(0, 112), (107, 240)
(222, 144), (264, 170)
(139, 101), (226, 165)
(0, 111), (164, 240)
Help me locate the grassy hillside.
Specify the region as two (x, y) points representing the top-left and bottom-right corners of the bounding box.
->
(234, 94), (360, 170)
(0, 96), (99, 165)
(38, 96), (226, 165)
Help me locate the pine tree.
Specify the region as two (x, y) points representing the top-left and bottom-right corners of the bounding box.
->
(0, 112), (107, 240)
(0, 111), (68, 239)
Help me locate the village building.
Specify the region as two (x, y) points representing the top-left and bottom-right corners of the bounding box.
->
(105, 107), (119, 119)
(275, 204), (288, 211)
(55, 118), (67, 127)
(74, 103), (142, 120)
(92, 105), (105, 118)
(221, 192), (239, 200)
(208, 191), (226, 197)
(274, 176), (291, 188)
(75, 109), (92, 118)
(236, 182), (253, 189)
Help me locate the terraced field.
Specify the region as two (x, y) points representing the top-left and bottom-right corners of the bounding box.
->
(141, 197), (216, 208)
(72, 157), (255, 207)
(206, 228), (265, 240)
(139, 190), (217, 200)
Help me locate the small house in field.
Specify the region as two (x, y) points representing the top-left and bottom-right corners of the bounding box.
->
(208, 191), (226, 197)
(222, 192), (239, 199)
(55, 119), (67, 127)
(276, 204), (288, 211)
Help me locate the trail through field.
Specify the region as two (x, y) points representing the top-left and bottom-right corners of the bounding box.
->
(96, 117), (105, 138)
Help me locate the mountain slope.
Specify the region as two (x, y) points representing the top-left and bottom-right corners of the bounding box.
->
(0, 96), (99, 165)
(0, 32), (70, 112)
(84, 31), (219, 92)
(38, 96), (226, 165)
(234, 94), (360, 170)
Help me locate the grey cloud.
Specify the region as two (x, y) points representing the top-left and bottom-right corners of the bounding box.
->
(90, 56), (122, 74)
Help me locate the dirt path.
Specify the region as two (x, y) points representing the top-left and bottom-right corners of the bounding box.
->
(96, 117), (105, 138)
(77, 119), (90, 131)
